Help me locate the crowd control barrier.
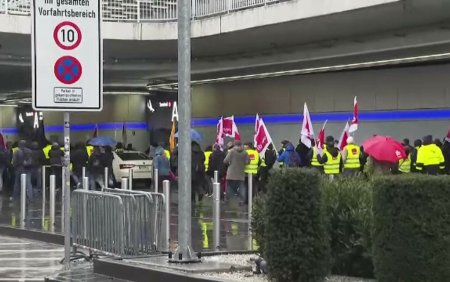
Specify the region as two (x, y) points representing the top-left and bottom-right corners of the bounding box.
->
(104, 189), (168, 252)
(72, 186), (168, 257)
(72, 190), (126, 256)
(103, 189), (161, 254)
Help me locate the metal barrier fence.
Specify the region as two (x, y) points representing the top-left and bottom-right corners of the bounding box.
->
(0, 0), (292, 21)
(103, 188), (160, 254)
(72, 188), (166, 257)
(72, 190), (126, 256)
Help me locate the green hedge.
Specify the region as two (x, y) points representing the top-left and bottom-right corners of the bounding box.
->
(263, 169), (330, 282)
(251, 194), (266, 255)
(321, 177), (374, 278)
(373, 175), (450, 282)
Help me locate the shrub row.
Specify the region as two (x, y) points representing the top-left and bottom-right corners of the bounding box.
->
(373, 175), (450, 282)
(257, 169), (330, 282)
(253, 172), (450, 281)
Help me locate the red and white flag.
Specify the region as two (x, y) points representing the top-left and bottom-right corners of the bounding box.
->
(301, 103), (315, 148)
(338, 121), (350, 151)
(349, 96), (358, 133)
(254, 114), (260, 145)
(216, 117), (224, 146)
(316, 120), (327, 155)
(254, 116), (273, 157)
(216, 116), (241, 145)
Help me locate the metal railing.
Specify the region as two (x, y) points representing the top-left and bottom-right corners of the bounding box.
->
(72, 187), (167, 257)
(72, 190), (126, 256)
(0, 0), (291, 22)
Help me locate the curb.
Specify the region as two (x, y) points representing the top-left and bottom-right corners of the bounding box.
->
(0, 225), (64, 245)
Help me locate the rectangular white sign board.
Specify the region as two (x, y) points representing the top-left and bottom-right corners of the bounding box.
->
(32, 0), (102, 111)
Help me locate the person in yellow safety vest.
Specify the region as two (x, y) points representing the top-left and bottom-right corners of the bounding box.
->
(342, 137), (361, 176)
(416, 135), (445, 175)
(317, 136), (342, 179)
(398, 148), (411, 174)
(310, 139), (324, 173)
(42, 143), (52, 160)
(11, 141), (19, 155)
(244, 142), (260, 203)
(204, 145), (212, 172)
(86, 144), (94, 157)
(164, 149), (171, 160)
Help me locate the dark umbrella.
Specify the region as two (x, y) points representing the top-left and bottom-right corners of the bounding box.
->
(363, 135), (406, 163)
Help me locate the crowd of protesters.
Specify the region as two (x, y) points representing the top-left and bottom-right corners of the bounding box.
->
(193, 130), (450, 204)
(2, 129), (449, 205)
(0, 138), (123, 202)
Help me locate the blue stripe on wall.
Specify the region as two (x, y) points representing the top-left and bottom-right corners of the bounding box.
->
(1, 108), (449, 134)
(192, 108), (450, 127)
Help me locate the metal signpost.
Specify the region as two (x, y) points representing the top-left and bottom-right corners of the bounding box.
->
(32, 0), (102, 270)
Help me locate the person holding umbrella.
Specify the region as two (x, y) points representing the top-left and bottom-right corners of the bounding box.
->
(362, 135), (406, 176)
(416, 135), (445, 175)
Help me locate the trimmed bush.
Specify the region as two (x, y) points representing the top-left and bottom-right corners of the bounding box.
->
(373, 175), (450, 282)
(264, 169), (330, 282)
(252, 194), (267, 255)
(321, 177), (374, 278)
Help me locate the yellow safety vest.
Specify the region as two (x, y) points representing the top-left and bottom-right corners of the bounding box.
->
(43, 145), (52, 159)
(204, 150), (212, 172)
(86, 145), (94, 157)
(261, 157), (267, 168)
(416, 144), (445, 170)
(344, 144), (361, 169)
(164, 150), (171, 160)
(399, 154), (411, 173)
(324, 151), (341, 175)
(311, 147), (323, 167)
(245, 149), (259, 174)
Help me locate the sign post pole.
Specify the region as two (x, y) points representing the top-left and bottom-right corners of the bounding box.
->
(63, 112), (71, 269)
(32, 0), (102, 270)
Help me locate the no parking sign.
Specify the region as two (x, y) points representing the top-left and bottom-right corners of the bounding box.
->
(32, 0), (102, 111)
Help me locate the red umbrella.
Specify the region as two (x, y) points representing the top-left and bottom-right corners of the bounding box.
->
(362, 135), (406, 163)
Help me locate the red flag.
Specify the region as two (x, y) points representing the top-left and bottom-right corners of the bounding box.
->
(222, 116), (240, 140)
(254, 116), (273, 156)
(216, 117), (224, 146)
(301, 103), (315, 148)
(93, 124), (99, 138)
(254, 114), (260, 145)
(316, 120), (327, 155)
(338, 122), (350, 151)
(349, 96), (358, 133)
(232, 117), (241, 141)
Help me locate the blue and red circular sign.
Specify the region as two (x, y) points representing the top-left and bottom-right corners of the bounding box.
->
(54, 56), (82, 85)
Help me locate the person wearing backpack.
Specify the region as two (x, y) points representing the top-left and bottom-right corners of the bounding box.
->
(12, 140), (33, 201)
(277, 143), (301, 168)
